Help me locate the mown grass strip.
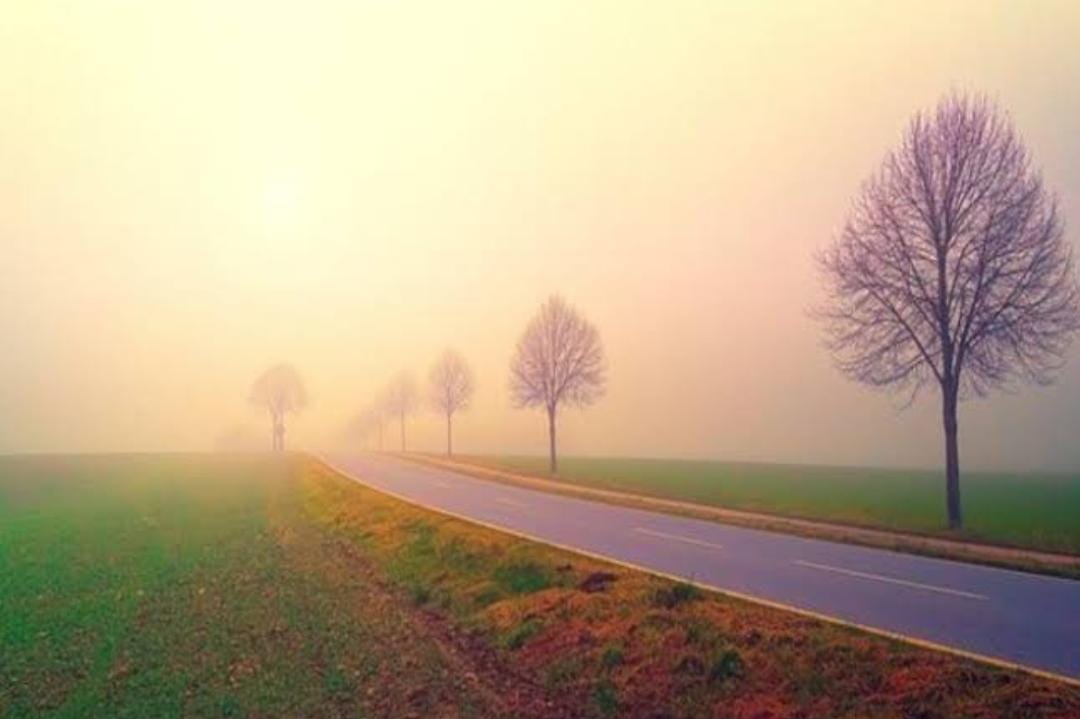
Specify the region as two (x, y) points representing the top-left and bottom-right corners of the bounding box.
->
(457, 454), (1080, 554)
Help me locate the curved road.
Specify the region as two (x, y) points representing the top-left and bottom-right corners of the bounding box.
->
(321, 453), (1080, 682)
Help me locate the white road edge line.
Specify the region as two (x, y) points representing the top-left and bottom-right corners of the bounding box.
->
(794, 559), (989, 600)
(635, 527), (723, 550)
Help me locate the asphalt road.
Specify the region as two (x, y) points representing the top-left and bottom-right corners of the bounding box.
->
(322, 452), (1080, 681)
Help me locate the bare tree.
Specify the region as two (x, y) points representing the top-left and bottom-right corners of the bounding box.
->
(817, 93), (1080, 529)
(248, 363), (308, 452)
(428, 349), (475, 457)
(384, 372), (419, 452)
(510, 295), (606, 473)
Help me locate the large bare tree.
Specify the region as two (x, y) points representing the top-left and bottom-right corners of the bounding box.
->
(510, 295), (606, 473)
(428, 349), (475, 457)
(384, 372), (419, 452)
(817, 93), (1080, 529)
(249, 363), (307, 452)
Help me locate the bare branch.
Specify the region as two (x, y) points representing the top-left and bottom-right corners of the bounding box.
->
(816, 92), (1080, 401)
(509, 295), (606, 413)
(429, 349), (475, 418)
(383, 371), (418, 418)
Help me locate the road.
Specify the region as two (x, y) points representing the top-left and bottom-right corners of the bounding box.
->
(321, 453), (1080, 681)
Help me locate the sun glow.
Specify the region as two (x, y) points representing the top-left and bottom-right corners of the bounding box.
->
(262, 173), (305, 233)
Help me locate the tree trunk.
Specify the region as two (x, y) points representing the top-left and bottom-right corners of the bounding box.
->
(272, 413), (283, 452)
(446, 412), (453, 457)
(547, 406), (557, 475)
(942, 382), (962, 529)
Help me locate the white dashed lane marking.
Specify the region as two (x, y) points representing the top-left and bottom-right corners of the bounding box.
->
(634, 527), (724, 551)
(794, 560), (989, 600)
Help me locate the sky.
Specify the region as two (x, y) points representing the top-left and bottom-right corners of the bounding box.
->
(3, 1), (1080, 471)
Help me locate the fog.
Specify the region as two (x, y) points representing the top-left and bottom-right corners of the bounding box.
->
(4, 1), (1080, 471)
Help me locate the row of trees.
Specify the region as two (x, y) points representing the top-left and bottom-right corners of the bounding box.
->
(249, 295), (607, 472)
(249, 93), (1080, 531)
(349, 296), (606, 472)
(353, 349), (475, 456)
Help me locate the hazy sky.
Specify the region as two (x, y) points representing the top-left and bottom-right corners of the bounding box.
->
(4, 1), (1080, 470)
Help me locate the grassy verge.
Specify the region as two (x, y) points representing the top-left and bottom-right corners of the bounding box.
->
(3, 453), (1077, 718)
(304, 458), (1080, 718)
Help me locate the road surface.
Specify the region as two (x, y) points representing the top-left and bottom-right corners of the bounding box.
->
(321, 453), (1080, 681)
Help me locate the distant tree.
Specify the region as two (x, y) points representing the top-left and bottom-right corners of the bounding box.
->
(510, 295), (606, 473)
(384, 372), (419, 452)
(249, 364), (307, 452)
(817, 93), (1080, 529)
(359, 403), (386, 451)
(428, 349), (475, 457)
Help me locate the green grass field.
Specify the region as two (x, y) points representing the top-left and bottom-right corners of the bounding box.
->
(0, 454), (488, 718)
(464, 456), (1080, 554)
